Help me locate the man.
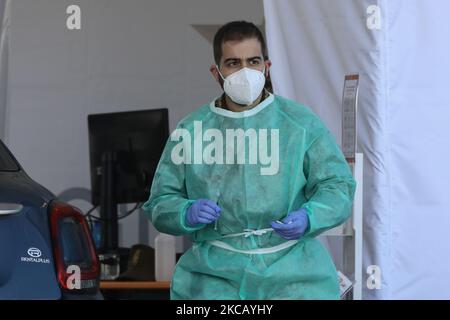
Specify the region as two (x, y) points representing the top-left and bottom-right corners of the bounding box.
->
(143, 21), (356, 299)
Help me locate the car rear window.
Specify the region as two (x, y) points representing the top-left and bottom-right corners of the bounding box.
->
(0, 141), (19, 171)
(59, 217), (94, 268)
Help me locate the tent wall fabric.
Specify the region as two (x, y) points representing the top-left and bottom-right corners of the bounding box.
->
(264, 0), (450, 299)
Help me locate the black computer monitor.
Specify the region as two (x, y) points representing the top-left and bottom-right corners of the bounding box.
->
(87, 108), (169, 252)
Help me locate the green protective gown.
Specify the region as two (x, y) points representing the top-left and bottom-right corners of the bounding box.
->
(143, 93), (356, 300)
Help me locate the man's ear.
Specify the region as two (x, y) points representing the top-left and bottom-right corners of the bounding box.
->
(264, 60), (272, 77)
(210, 64), (220, 82)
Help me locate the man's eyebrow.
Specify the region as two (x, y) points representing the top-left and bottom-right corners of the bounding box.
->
(223, 56), (262, 64)
(224, 58), (241, 63)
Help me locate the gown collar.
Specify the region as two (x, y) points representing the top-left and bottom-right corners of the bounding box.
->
(209, 92), (274, 118)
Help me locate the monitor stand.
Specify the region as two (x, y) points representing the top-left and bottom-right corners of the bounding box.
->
(98, 151), (120, 280)
(99, 151), (119, 252)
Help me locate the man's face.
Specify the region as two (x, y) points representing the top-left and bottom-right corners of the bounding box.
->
(210, 37), (271, 84)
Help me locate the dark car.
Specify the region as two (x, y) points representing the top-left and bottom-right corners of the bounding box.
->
(0, 139), (102, 299)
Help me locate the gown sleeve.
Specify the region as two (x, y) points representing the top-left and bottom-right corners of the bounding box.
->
(142, 126), (205, 236)
(301, 129), (357, 238)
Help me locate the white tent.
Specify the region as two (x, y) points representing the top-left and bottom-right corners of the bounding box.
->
(264, 0), (450, 299)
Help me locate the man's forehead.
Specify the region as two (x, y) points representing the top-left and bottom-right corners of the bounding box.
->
(221, 38), (263, 60)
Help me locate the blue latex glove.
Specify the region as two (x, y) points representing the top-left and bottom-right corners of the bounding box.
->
(186, 199), (221, 227)
(270, 208), (309, 240)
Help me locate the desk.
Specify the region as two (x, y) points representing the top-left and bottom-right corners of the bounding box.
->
(100, 281), (170, 290)
(100, 281), (171, 299)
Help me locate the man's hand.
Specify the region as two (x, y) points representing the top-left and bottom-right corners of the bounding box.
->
(186, 199), (221, 227)
(270, 208), (309, 240)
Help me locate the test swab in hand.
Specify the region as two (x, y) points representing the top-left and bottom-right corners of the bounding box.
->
(214, 193), (221, 231)
(276, 220), (293, 224)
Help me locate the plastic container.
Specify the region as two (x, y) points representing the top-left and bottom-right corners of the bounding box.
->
(154, 232), (176, 281)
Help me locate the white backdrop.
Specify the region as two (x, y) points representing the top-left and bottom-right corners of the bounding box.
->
(264, 0), (450, 299)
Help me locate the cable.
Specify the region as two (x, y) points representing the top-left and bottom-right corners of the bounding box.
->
(84, 205), (98, 216)
(84, 205), (98, 230)
(86, 202), (143, 222)
(118, 202), (143, 220)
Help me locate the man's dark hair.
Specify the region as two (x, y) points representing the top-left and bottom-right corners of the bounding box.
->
(213, 21), (268, 65)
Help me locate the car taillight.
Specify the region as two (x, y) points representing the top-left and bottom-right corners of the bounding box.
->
(49, 200), (100, 291)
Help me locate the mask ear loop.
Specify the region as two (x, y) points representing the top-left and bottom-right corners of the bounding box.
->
(216, 64), (226, 81)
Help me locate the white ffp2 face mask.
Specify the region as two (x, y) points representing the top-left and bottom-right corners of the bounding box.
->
(217, 66), (266, 106)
